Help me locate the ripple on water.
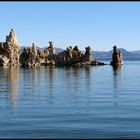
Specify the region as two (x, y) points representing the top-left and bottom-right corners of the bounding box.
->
(0, 63), (140, 138)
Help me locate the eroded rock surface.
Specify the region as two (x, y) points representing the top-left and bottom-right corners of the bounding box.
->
(56, 46), (104, 66)
(0, 29), (20, 66)
(0, 29), (105, 67)
(19, 42), (56, 66)
(110, 45), (123, 66)
(19, 43), (40, 66)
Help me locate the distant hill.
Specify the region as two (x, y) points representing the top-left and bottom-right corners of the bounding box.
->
(55, 47), (65, 54)
(20, 46), (140, 61)
(93, 48), (140, 61)
(20, 46), (64, 54)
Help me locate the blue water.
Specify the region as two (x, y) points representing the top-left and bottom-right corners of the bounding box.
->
(0, 61), (140, 138)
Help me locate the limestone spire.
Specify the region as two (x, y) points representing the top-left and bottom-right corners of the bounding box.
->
(48, 41), (56, 54)
(6, 28), (19, 46)
(31, 43), (37, 56)
(110, 45), (123, 65)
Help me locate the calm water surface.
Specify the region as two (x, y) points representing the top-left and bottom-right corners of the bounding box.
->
(0, 61), (140, 138)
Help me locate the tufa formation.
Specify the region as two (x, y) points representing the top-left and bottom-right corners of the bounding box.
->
(19, 41), (56, 66)
(56, 45), (104, 66)
(110, 45), (123, 66)
(1, 29), (125, 67)
(0, 29), (20, 66)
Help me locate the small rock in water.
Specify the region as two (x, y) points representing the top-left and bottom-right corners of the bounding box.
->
(110, 45), (123, 66)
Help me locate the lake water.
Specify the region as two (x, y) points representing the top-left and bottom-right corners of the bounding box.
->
(0, 61), (140, 138)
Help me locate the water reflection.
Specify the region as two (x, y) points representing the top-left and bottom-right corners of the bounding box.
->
(22, 67), (38, 85)
(112, 65), (123, 91)
(21, 66), (56, 104)
(48, 66), (55, 89)
(56, 66), (93, 108)
(84, 66), (93, 93)
(63, 66), (84, 92)
(63, 66), (93, 93)
(0, 66), (19, 111)
(8, 66), (19, 94)
(112, 65), (122, 107)
(22, 67), (39, 98)
(0, 66), (19, 92)
(43, 66), (56, 104)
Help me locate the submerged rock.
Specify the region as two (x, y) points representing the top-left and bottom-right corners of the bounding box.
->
(110, 45), (123, 66)
(0, 29), (20, 66)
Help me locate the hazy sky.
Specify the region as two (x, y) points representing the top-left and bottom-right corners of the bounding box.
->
(0, 2), (140, 51)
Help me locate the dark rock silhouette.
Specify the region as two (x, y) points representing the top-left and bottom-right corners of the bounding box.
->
(110, 45), (123, 66)
(0, 29), (20, 66)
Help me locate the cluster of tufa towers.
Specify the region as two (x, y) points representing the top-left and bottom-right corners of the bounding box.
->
(0, 29), (123, 67)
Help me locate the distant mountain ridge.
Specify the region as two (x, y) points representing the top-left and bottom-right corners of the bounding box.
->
(20, 46), (140, 61)
(20, 46), (65, 54)
(93, 48), (140, 61)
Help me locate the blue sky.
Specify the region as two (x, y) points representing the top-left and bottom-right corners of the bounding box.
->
(0, 2), (140, 51)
